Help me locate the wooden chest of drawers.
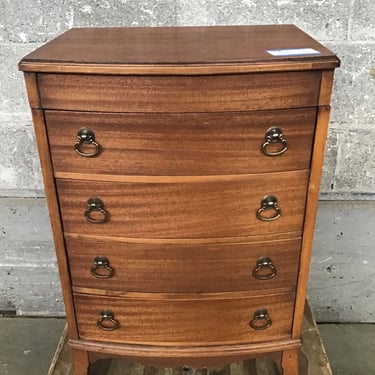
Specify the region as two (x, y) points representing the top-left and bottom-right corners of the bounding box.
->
(19, 25), (339, 374)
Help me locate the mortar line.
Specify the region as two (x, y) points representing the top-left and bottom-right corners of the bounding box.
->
(347, 0), (355, 41)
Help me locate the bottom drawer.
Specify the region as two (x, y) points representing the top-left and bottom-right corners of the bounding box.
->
(74, 292), (295, 346)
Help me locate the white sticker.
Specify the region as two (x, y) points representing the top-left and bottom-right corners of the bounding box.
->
(266, 48), (321, 56)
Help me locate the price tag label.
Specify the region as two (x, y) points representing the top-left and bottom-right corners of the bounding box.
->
(267, 48), (321, 56)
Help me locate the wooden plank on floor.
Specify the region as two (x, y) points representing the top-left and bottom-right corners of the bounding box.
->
(49, 301), (332, 375)
(300, 302), (333, 375)
(47, 324), (72, 375)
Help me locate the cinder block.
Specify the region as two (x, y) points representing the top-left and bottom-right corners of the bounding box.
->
(334, 128), (375, 194)
(278, 0), (350, 42)
(0, 44), (40, 116)
(320, 126), (374, 198)
(0, 198), (52, 243)
(326, 42), (375, 127)
(0, 121), (44, 196)
(320, 127), (339, 195)
(0, 266), (64, 315)
(83, 0), (178, 28)
(0, 1), (6, 43)
(350, 0), (375, 41)
(0, 197), (63, 315)
(309, 201), (375, 322)
(176, 0), (349, 41)
(177, 0), (255, 26)
(1, 1), (58, 43)
(2, 0), (178, 43)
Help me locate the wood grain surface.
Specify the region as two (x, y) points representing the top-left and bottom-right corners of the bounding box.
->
(292, 106), (332, 338)
(38, 71), (321, 113)
(56, 171), (309, 239)
(74, 292), (295, 346)
(20, 26), (337, 66)
(19, 25), (340, 75)
(48, 301), (331, 374)
(45, 108), (316, 176)
(30, 108), (79, 338)
(65, 237), (301, 293)
(20, 25), (340, 375)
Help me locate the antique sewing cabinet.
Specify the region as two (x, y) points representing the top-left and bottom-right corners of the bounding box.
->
(19, 25), (339, 374)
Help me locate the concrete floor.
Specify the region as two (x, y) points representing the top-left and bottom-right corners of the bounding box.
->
(0, 318), (374, 375)
(318, 324), (375, 375)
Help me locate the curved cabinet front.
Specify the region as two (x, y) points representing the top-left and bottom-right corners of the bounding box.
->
(74, 292), (295, 346)
(56, 171), (309, 239)
(66, 237), (301, 293)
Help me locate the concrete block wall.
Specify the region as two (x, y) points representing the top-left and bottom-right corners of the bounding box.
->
(0, 1), (374, 320)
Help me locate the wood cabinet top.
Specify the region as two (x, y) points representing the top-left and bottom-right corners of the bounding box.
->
(19, 25), (339, 74)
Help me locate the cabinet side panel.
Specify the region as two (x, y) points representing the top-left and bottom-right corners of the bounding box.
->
(292, 105), (332, 338)
(30, 108), (78, 338)
(23, 73), (41, 108)
(318, 70), (335, 106)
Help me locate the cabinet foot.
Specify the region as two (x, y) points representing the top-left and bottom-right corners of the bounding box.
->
(281, 349), (299, 375)
(71, 348), (89, 375)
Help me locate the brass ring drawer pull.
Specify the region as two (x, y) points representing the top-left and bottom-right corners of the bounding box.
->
(97, 310), (120, 331)
(262, 127), (288, 156)
(253, 256), (277, 280)
(84, 197), (109, 223)
(74, 128), (101, 157)
(256, 195), (281, 221)
(91, 256), (114, 279)
(249, 309), (272, 330)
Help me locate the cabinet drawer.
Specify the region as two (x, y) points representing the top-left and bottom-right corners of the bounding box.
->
(74, 292), (295, 345)
(38, 71), (321, 112)
(57, 171), (309, 239)
(46, 108), (316, 176)
(67, 238), (301, 293)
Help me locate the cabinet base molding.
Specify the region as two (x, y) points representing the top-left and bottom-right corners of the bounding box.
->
(48, 302), (332, 375)
(69, 338), (301, 368)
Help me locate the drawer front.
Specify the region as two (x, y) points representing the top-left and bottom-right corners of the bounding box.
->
(57, 171), (309, 239)
(74, 292), (295, 345)
(38, 71), (321, 112)
(67, 238), (301, 293)
(46, 108), (316, 176)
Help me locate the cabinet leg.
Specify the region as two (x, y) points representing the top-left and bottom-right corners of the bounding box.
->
(281, 348), (299, 375)
(71, 348), (89, 375)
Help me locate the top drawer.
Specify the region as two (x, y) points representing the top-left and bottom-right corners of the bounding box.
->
(37, 71), (321, 112)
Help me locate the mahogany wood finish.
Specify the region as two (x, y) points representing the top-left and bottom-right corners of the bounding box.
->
(38, 71), (321, 113)
(64, 230), (301, 245)
(20, 25), (337, 73)
(23, 73), (41, 108)
(66, 238), (301, 293)
(19, 25), (339, 75)
(74, 292), (295, 345)
(292, 106), (332, 339)
(281, 348), (300, 375)
(29, 107), (79, 338)
(318, 71), (336, 106)
(71, 348), (89, 375)
(19, 25), (339, 375)
(72, 338), (300, 369)
(45, 108), (317, 176)
(56, 171), (309, 239)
